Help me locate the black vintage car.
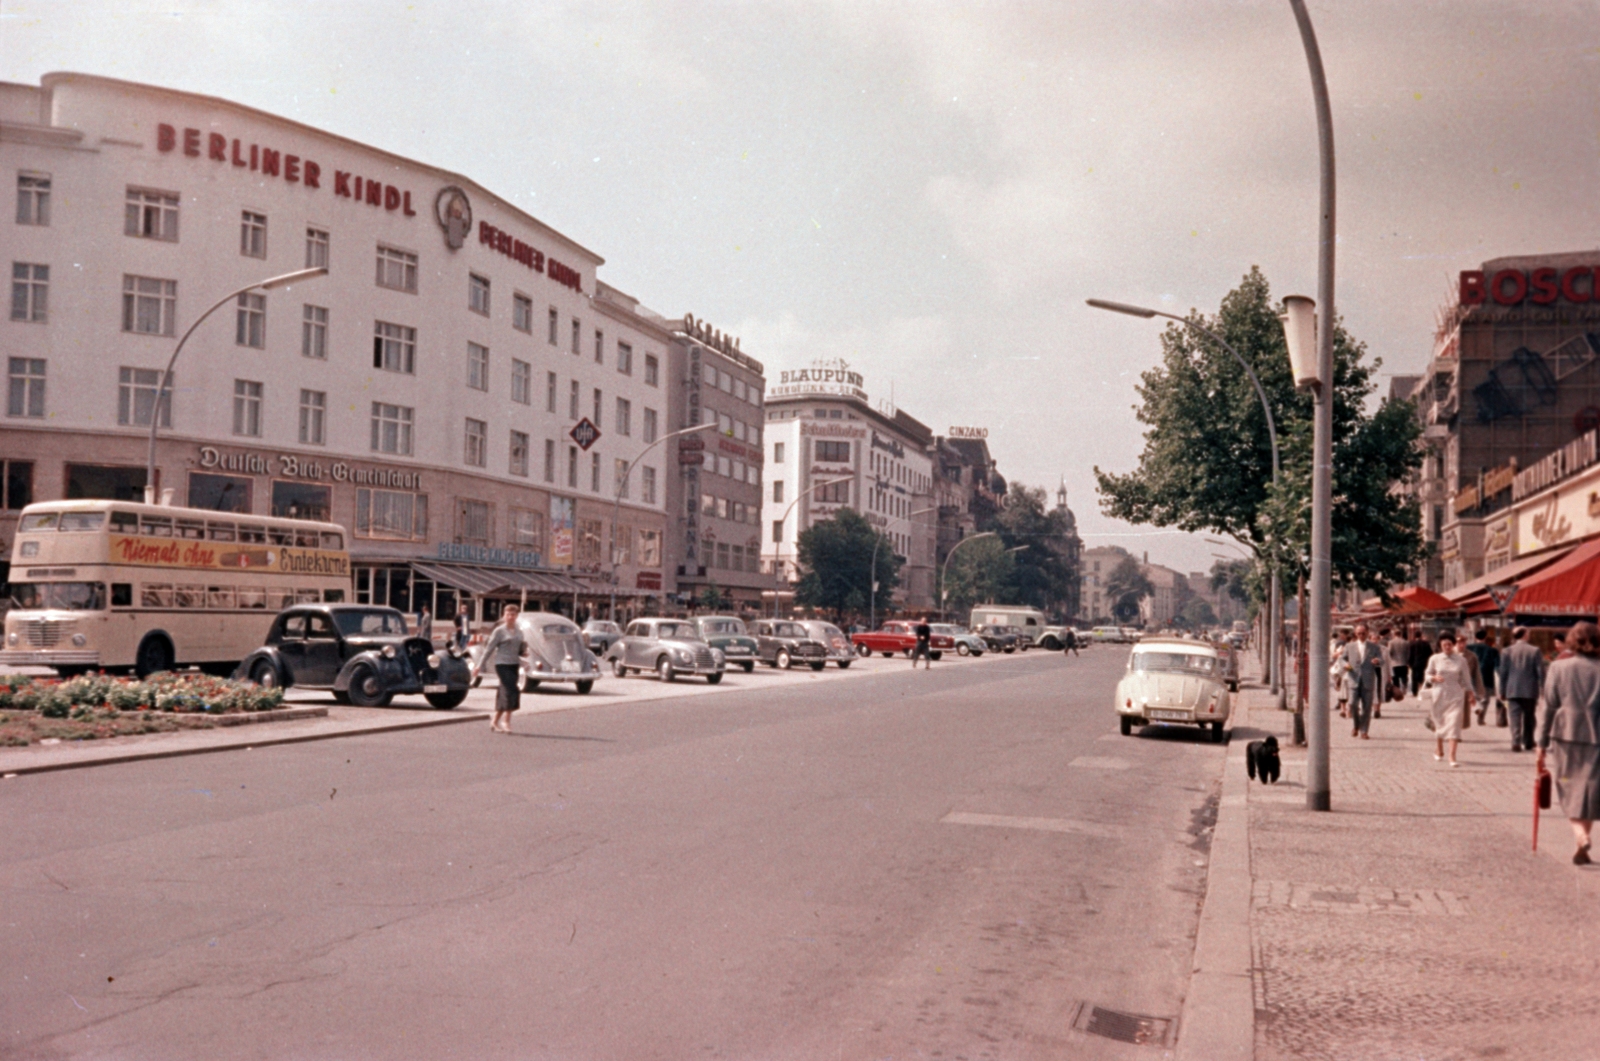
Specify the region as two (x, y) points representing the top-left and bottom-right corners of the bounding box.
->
(748, 619), (829, 671)
(975, 624), (1024, 653)
(234, 605), (472, 709)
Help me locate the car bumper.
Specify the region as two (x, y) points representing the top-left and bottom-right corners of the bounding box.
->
(0, 649), (100, 666)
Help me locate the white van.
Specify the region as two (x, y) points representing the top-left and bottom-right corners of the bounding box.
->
(969, 605), (1048, 645)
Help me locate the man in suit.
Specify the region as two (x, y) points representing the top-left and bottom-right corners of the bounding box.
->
(1408, 628), (1434, 697)
(1341, 623), (1386, 739)
(1499, 626), (1546, 752)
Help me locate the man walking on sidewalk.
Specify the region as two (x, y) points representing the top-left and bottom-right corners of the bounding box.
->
(1499, 626), (1545, 752)
(1387, 627), (1410, 701)
(1467, 628), (1502, 726)
(1408, 628), (1433, 697)
(1341, 623), (1385, 739)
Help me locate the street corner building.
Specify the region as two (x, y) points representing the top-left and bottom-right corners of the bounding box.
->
(0, 72), (760, 622)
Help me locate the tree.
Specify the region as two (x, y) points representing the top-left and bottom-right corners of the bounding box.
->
(942, 535), (1016, 617)
(1094, 266), (1424, 595)
(976, 483), (1080, 617)
(697, 582), (728, 613)
(1179, 597), (1219, 629)
(1104, 555), (1153, 623)
(793, 508), (900, 620)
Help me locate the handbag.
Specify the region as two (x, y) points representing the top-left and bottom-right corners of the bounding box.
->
(1419, 682), (1439, 729)
(1535, 762), (1553, 852)
(1496, 699), (1509, 727)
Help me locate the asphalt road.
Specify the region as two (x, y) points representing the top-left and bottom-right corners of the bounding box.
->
(2, 648), (1227, 1060)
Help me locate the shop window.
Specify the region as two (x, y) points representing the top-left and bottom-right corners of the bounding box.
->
(66, 464), (146, 502)
(188, 472), (252, 513)
(271, 480), (331, 522)
(1, 460), (34, 510)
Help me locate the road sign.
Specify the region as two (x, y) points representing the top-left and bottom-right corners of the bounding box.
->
(569, 417), (601, 451)
(1487, 583), (1518, 612)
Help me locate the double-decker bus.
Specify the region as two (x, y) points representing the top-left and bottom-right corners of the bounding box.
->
(2, 499), (350, 676)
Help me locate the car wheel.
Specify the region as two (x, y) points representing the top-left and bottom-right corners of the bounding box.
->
(345, 664), (388, 707)
(332, 690), (351, 705)
(856, 643), (871, 657)
(881, 652), (893, 658)
(576, 680), (594, 695)
(741, 662), (755, 673)
(930, 651), (942, 661)
(612, 658), (628, 678)
(837, 660), (851, 669)
(1120, 716), (1133, 737)
(809, 661), (825, 671)
(776, 650), (792, 669)
(1004, 646), (1015, 654)
(956, 643), (970, 656)
(249, 660), (279, 688)
(425, 690), (467, 709)
(657, 657), (675, 682)
(706, 672), (722, 685)
(1211, 720), (1226, 743)
(135, 635), (174, 678)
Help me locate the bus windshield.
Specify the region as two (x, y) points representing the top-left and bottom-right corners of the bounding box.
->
(332, 609), (409, 636)
(10, 582), (108, 611)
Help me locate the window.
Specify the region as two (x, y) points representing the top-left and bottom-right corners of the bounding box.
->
(773, 442), (784, 463)
(464, 418), (487, 467)
(125, 188), (178, 241)
(577, 518), (605, 567)
(548, 307), (559, 344)
(10, 263), (47, 322)
(717, 542), (730, 570)
(373, 321), (416, 374)
(717, 455), (731, 477)
(356, 488), (428, 540)
(594, 329), (604, 363)
(547, 371), (558, 413)
(509, 430), (530, 477)
(1, 459), (33, 510)
(645, 354), (659, 386)
(66, 463), (146, 502)
(616, 397), (631, 436)
(232, 380), (263, 437)
(567, 445), (578, 487)
(716, 497), (730, 519)
(468, 273), (491, 316)
(617, 342), (633, 375)
(774, 520), (785, 543)
(773, 481), (784, 504)
(703, 493), (717, 516)
(376, 246), (417, 292)
(593, 388), (603, 428)
(117, 368), (171, 427)
(638, 528), (661, 566)
(240, 211), (267, 258)
(16, 173), (49, 226)
(371, 402), (414, 455)
(544, 439), (556, 482)
(8, 358), (45, 418)
(122, 275), (176, 335)
(643, 408), (658, 443)
(511, 359), (532, 405)
(508, 507), (543, 550)
(456, 499), (492, 546)
(513, 293), (533, 332)
(817, 479), (850, 504)
(467, 342), (489, 391)
(569, 379), (580, 419)
(286, 391), (320, 449)
(236, 292), (266, 348)
(816, 440), (851, 462)
(571, 318), (581, 354)
(613, 524), (633, 565)
(302, 305), (328, 359)
(642, 465), (656, 505)
(305, 227), (329, 269)
(590, 451), (601, 492)
(615, 458), (630, 499)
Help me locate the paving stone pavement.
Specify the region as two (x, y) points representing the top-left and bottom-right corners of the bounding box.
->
(1237, 675), (1600, 1061)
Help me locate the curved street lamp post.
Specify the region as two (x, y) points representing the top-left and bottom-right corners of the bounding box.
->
(770, 475), (855, 618)
(145, 267), (328, 497)
(939, 535), (1027, 622)
(608, 421), (718, 619)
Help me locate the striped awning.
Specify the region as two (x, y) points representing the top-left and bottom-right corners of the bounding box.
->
(409, 561), (593, 597)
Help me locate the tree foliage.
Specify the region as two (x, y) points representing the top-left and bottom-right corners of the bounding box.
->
(793, 508), (900, 619)
(1179, 597), (1219, 629)
(975, 483), (1080, 616)
(1104, 555), (1154, 623)
(942, 535), (1016, 617)
(1094, 267), (1424, 594)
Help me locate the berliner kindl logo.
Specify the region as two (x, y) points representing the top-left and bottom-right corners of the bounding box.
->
(435, 186), (472, 250)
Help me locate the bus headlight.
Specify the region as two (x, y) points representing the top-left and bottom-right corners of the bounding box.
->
(6, 631), (16, 646)
(382, 645), (397, 659)
(72, 633), (87, 647)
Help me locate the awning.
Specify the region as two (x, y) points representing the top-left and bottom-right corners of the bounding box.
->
(410, 561), (592, 597)
(1360, 585), (1459, 615)
(1444, 547), (1574, 605)
(1500, 539), (1600, 616)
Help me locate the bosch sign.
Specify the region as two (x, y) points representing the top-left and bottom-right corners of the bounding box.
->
(1461, 266), (1599, 306)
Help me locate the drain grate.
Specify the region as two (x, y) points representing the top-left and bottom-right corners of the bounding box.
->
(1072, 1002), (1173, 1046)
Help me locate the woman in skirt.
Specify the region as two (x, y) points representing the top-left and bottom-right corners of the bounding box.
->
(1423, 633), (1474, 767)
(472, 604), (527, 734)
(1536, 621), (1600, 865)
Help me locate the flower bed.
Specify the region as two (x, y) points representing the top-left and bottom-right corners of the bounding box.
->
(0, 672), (285, 746)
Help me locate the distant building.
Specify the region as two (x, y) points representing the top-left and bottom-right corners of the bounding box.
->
(1141, 558), (1189, 627)
(1080, 545), (1131, 622)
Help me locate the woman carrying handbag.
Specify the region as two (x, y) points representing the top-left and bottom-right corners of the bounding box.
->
(1423, 633), (1474, 768)
(1535, 621), (1600, 865)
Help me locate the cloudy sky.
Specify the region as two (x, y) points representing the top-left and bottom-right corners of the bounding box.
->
(4, 0), (1596, 574)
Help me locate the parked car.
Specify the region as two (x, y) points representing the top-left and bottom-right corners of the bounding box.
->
(581, 620), (624, 654)
(693, 615), (759, 673)
(1035, 625), (1074, 650)
(975, 624), (1024, 653)
(1210, 639), (1241, 692)
(931, 623), (985, 656)
(605, 618), (725, 683)
(1115, 636), (1231, 741)
(798, 620), (855, 668)
(749, 619), (830, 670)
(235, 604), (472, 709)
(471, 613), (602, 694)
(850, 620), (947, 659)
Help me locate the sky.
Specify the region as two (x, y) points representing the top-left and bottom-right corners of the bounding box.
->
(4, 0), (1598, 576)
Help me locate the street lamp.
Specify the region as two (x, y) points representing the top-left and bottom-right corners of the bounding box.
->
(609, 421), (717, 619)
(1088, 297), (1284, 705)
(770, 475), (854, 618)
(144, 267), (328, 497)
(869, 506), (934, 630)
(938, 535), (1026, 622)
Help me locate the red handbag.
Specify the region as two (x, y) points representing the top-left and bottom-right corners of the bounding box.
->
(1534, 762), (1553, 851)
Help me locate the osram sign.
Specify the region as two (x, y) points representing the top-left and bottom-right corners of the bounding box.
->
(1461, 266), (1600, 307)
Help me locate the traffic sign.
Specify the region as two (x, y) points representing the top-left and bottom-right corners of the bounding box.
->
(569, 417), (601, 451)
(1487, 583), (1518, 612)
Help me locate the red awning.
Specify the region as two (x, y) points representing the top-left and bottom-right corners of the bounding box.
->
(1503, 538), (1600, 616)
(1360, 585), (1459, 615)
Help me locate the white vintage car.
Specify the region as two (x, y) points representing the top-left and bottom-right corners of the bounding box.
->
(1115, 637), (1231, 742)
(471, 613), (603, 694)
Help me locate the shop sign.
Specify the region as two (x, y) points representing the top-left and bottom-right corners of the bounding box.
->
(636, 570), (662, 590)
(1462, 266), (1600, 307)
(569, 418), (601, 451)
(1522, 491), (1577, 552)
(435, 542), (543, 569)
(550, 497), (574, 567)
(799, 423), (866, 439)
(1485, 516), (1512, 555)
(437, 187), (473, 249)
(870, 431), (905, 459)
(680, 314), (743, 357)
(769, 358), (868, 402)
(948, 426), (988, 439)
(716, 438), (760, 462)
(1512, 430), (1597, 500)
(197, 446), (422, 490)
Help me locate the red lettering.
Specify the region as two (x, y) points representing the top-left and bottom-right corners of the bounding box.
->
(479, 220), (493, 245)
(249, 143), (259, 171)
(208, 132), (226, 161)
(533, 249), (544, 273)
(183, 127), (201, 157)
(384, 184), (400, 210)
(1561, 267), (1592, 304)
(284, 155), (300, 183)
(261, 148), (280, 177)
(402, 190), (415, 216)
(1530, 267), (1559, 305)
(1491, 269), (1526, 305)
(232, 138), (246, 167)
(1458, 270), (1485, 305)
(366, 179), (381, 206)
(304, 160), (320, 189)
(335, 171), (352, 197)
(157, 123), (176, 152)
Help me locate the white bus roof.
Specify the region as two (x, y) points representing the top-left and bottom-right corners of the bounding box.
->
(17, 499), (345, 534)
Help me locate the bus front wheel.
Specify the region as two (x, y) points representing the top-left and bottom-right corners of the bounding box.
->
(135, 636), (174, 678)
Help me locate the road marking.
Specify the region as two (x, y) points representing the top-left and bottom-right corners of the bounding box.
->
(1069, 756), (1132, 770)
(941, 811), (1115, 838)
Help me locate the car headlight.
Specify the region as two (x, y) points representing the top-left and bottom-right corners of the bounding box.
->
(382, 645), (397, 659)
(6, 631), (16, 645)
(673, 648), (693, 663)
(426, 654), (441, 669)
(72, 633), (87, 646)
(713, 648), (726, 665)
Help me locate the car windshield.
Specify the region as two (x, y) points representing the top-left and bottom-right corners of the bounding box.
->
(9, 581), (107, 611)
(586, 622), (619, 634)
(656, 622), (699, 639)
(771, 622), (806, 637)
(1132, 651), (1218, 675)
(701, 619), (745, 635)
(815, 624), (844, 638)
(332, 609), (409, 636)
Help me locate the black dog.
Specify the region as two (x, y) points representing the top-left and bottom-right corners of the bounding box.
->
(1246, 736), (1281, 784)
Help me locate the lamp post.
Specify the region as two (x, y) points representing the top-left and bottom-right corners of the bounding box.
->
(1286, 0), (1337, 813)
(144, 267), (328, 498)
(938, 535), (1026, 622)
(1088, 297), (1283, 705)
(771, 475), (854, 618)
(870, 507), (934, 630)
(609, 421), (717, 620)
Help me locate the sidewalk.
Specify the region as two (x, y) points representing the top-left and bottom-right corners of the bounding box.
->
(1198, 662), (1600, 1061)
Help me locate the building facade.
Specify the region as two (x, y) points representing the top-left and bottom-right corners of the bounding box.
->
(1, 72), (675, 621)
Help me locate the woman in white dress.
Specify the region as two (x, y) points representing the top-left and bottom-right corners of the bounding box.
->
(1423, 633), (1476, 767)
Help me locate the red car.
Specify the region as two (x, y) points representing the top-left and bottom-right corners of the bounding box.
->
(851, 621), (949, 660)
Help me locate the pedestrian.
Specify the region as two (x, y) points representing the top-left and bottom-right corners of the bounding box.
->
(1535, 620), (1600, 865)
(454, 609), (472, 652)
(1340, 623), (1385, 740)
(1331, 632), (1353, 718)
(1408, 628), (1433, 697)
(472, 603), (527, 734)
(1423, 632), (1475, 767)
(911, 619), (933, 669)
(1386, 626), (1410, 702)
(1467, 628), (1502, 726)
(417, 603), (433, 644)
(1064, 627), (1080, 657)
(1499, 626), (1546, 753)
(1459, 631), (1487, 716)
